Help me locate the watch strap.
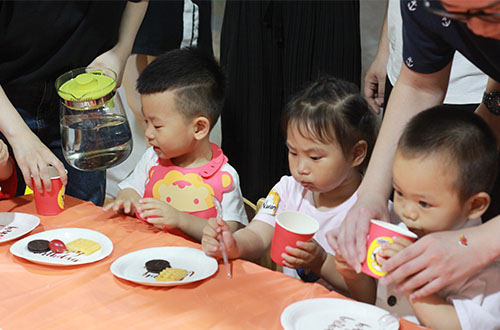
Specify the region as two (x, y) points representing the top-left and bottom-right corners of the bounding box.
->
(482, 91), (500, 115)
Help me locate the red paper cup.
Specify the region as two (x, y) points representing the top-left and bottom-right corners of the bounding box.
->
(32, 166), (66, 216)
(361, 219), (418, 278)
(270, 211), (319, 266)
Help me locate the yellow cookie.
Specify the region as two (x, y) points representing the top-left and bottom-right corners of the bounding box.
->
(66, 238), (101, 255)
(155, 268), (188, 282)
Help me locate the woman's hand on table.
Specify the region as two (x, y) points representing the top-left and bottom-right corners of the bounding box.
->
(202, 217), (239, 260)
(327, 193), (390, 273)
(103, 188), (141, 215)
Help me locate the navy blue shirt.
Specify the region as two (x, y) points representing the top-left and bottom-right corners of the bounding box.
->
(401, 0), (500, 83)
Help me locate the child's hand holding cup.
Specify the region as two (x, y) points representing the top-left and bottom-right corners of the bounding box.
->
(361, 219), (418, 279)
(32, 165), (67, 216)
(270, 211), (319, 266)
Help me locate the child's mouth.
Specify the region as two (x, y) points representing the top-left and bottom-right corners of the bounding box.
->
(300, 182), (313, 189)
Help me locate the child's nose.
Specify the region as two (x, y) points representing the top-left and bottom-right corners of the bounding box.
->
(297, 159), (310, 175)
(144, 126), (154, 140)
(402, 204), (418, 221)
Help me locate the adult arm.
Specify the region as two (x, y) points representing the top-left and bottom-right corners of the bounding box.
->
(329, 64), (450, 272)
(0, 85), (67, 193)
(88, 0), (148, 86)
(363, 0), (389, 113)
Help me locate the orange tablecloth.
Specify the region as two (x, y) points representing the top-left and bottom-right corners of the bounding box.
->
(0, 195), (423, 329)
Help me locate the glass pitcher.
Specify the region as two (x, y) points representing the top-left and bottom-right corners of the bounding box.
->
(56, 67), (132, 171)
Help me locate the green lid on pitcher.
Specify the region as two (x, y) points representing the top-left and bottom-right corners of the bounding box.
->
(57, 70), (116, 102)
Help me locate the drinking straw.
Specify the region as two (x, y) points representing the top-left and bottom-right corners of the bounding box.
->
(211, 195), (232, 278)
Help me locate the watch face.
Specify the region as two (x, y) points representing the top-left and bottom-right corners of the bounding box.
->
(483, 92), (500, 115)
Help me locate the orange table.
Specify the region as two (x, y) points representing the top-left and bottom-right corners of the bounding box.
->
(0, 195), (423, 329)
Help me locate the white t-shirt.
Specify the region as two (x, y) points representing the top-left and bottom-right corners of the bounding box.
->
(253, 175), (357, 255)
(386, 0), (487, 104)
(376, 220), (500, 329)
(118, 147), (248, 225)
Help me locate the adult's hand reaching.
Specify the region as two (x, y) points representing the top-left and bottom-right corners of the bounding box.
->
(381, 226), (495, 300)
(88, 49), (128, 87)
(327, 193), (390, 273)
(0, 85), (67, 193)
(9, 128), (67, 193)
(362, 4), (389, 114)
(88, 0), (148, 87)
(363, 55), (387, 114)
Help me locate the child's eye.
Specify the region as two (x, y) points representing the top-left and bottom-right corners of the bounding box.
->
(394, 189), (403, 197)
(310, 156), (321, 161)
(419, 201), (430, 208)
(288, 150), (297, 156)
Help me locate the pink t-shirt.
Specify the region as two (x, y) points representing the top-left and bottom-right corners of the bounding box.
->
(254, 176), (357, 254)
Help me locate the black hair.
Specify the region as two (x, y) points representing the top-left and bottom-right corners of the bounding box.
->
(398, 105), (499, 201)
(282, 76), (378, 171)
(137, 47), (225, 128)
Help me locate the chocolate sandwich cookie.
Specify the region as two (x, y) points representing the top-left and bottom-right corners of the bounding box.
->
(27, 239), (50, 253)
(145, 259), (171, 273)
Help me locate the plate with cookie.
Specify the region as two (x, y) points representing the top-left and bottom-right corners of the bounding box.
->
(0, 212), (40, 243)
(110, 246), (218, 287)
(10, 227), (113, 266)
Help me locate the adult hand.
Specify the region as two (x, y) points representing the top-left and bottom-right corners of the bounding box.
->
(9, 129), (66, 193)
(363, 51), (388, 114)
(88, 48), (128, 87)
(327, 193), (390, 273)
(381, 229), (491, 300)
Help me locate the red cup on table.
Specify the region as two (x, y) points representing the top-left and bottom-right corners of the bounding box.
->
(32, 166), (67, 216)
(362, 219), (418, 279)
(270, 211), (319, 266)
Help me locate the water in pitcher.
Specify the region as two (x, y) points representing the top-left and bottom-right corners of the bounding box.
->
(61, 113), (132, 171)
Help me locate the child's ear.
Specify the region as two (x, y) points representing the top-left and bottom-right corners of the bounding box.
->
(465, 192), (490, 220)
(192, 116), (210, 141)
(351, 140), (368, 167)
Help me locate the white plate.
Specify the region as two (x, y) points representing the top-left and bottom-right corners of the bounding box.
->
(10, 228), (113, 266)
(281, 298), (399, 330)
(110, 246), (218, 287)
(0, 212), (40, 243)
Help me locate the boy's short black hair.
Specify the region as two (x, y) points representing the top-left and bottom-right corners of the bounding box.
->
(137, 47), (225, 128)
(398, 105), (499, 201)
(282, 76), (378, 171)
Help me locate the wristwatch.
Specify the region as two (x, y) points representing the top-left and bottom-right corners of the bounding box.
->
(482, 91), (500, 115)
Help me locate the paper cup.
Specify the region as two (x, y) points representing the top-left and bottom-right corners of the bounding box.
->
(362, 219), (418, 278)
(32, 166), (66, 216)
(270, 211), (319, 266)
